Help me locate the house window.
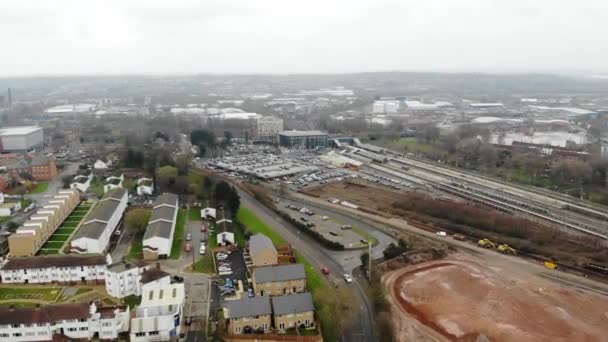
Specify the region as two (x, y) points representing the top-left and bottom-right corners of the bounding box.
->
(13, 332), (22, 337)
(0, 333), (9, 338)
(149, 331), (159, 336)
(79, 327), (88, 331)
(67, 328), (77, 332)
(102, 322), (112, 327)
(37, 323), (46, 327)
(79, 318), (87, 322)
(135, 332), (146, 337)
(11, 324), (19, 328)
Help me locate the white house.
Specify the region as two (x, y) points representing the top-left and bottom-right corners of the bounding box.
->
(217, 232), (235, 246)
(70, 188), (128, 254)
(105, 261), (171, 299)
(200, 207), (216, 219)
(0, 254), (109, 284)
(137, 177), (154, 196)
(104, 174), (124, 193)
(70, 174), (93, 192)
(142, 194), (179, 260)
(130, 283), (185, 342)
(0, 302), (130, 341)
(0, 193), (21, 217)
(94, 159), (112, 171)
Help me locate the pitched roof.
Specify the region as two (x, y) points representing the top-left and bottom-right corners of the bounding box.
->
(253, 264), (306, 283)
(2, 254), (107, 271)
(154, 193), (178, 207)
(0, 303), (90, 325)
(104, 187), (127, 200)
(249, 234), (276, 257)
(72, 220), (108, 240)
(271, 292), (314, 315)
(106, 260), (148, 273)
(143, 220), (174, 240)
(30, 156), (51, 166)
(227, 296), (272, 319)
(150, 205), (177, 223)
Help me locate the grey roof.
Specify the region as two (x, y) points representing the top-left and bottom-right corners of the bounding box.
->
(150, 205), (177, 223)
(104, 188), (127, 200)
(253, 264), (306, 283)
(249, 234), (276, 258)
(227, 296), (272, 319)
(72, 221), (108, 240)
(144, 220), (174, 240)
(30, 156), (50, 166)
(2, 254), (106, 271)
(154, 193), (178, 207)
(84, 199), (121, 223)
(106, 260), (148, 273)
(271, 292), (314, 315)
(279, 130), (327, 137)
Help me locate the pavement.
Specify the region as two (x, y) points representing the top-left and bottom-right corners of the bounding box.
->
(236, 188), (377, 342)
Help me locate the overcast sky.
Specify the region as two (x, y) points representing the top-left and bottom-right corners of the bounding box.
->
(1, 0), (607, 76)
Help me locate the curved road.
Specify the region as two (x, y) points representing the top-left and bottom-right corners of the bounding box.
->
(237, 188), (377, 342)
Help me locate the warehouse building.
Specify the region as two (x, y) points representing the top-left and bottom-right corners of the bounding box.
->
(0, 126), (44, 153)
(8, 190), (80, 257)
(278, 131), (328, 150)
(0, 254), (108, 284)
(142, 193), (179, 260)
(70, 188), (128, 254)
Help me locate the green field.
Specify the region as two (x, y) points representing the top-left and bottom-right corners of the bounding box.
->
(188, 207), (201, 221)
(236, 207), (285, 245)
(30, 182), (49, 194)
(126, 233), (143, 261)
(0, 287), (61, 302)
(41, 241), (64, 249)
(383, 137), (444, 156)
(37, 203), (91, 255)
(169, 209), (187, 259)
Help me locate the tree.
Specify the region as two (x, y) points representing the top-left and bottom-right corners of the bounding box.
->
(190, 129), (216, 147)
(62, 175), (74, 189)
(126, 209), (151, 232)
(173, 176), (190, 194)
(175, 155), (191, 176)
(19, 172), (34, 181)
(314, 287), (357, 341)
(222, 131), (233, 147)
(360, 252), (370, 271)
(157, 166), (178, 192)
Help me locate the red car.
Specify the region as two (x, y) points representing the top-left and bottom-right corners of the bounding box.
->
(201, 224), (207, 233)
(321, 267), (330, 275)
(184, 243), (192, 252)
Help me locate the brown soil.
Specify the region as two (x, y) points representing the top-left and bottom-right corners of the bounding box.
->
(385, 258), (608, 342)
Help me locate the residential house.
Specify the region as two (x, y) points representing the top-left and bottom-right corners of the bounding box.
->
(200, 207), (216, 219)
(252, 264), (306, 297)
(142, 193), (179, 260)
(94, 159), (112, 171)
(103, 174), (124, 193)
(8, 190), (80, 257)
(70, 173), (93, 192)
(0, 254), (109, 284)
(272, 293), (315, 331)
(0, 192), (21, 217)
(249, 233), (278, 267)
(225, 296), (272, 335)
(105, 260), (150, 299)
(130, 283), (185, 341)
(70, 188), (128, 254)
(137, 177), (154, 196)
(0, 302), (130, 341)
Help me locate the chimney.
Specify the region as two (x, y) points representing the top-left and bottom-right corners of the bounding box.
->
(156, 262), (161, 271)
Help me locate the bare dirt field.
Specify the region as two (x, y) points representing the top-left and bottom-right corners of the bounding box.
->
(383, 256), (608, 342)
(300, 180), (403, 216)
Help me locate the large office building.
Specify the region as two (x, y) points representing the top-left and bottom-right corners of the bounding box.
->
(70, 188), (128, 254)
(254, 116), (283, 141)
(0, 126), (44, 153)
(8, 190), (80, 257)
(0, 254), (108, 284)
(142, 193), (179, 260)
(278, 131), (328, 150)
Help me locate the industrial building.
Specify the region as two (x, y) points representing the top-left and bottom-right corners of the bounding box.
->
(278, 131), (328, 149)
(70, 188), (128, 254)
(372, 100), (400, 113)
(8, 190), (80, 257)
(0, 126), (44, 153)
(142, 193), (179, 260)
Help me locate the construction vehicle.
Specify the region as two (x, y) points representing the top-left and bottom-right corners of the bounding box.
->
(497, 244), (517, 255)
(544, 261), (558, 270)
(478, 239), (496, 249)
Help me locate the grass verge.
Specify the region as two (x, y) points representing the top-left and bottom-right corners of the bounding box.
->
(236, 207), (285, 245)
(169, 209), (186, 259)
(30, 182), (49, 194)
(188, 207), (201, 221)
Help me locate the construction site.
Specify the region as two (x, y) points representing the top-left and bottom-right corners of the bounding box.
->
(382, 255), (608, 342)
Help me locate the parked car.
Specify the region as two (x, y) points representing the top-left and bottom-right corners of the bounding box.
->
(321, 267), (330, 275)
(186, 233), (192, 241)
(184, 243), (192, 252)
(436, 231), (447, 237)
(199, 244), (206, 255)
(343, 274), (353, 283)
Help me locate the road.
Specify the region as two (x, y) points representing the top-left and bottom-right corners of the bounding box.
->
(237, 188), (376, 342)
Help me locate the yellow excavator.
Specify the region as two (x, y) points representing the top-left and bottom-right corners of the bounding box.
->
(478, 239), (496, 249)
(497, 244), (517, 255)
